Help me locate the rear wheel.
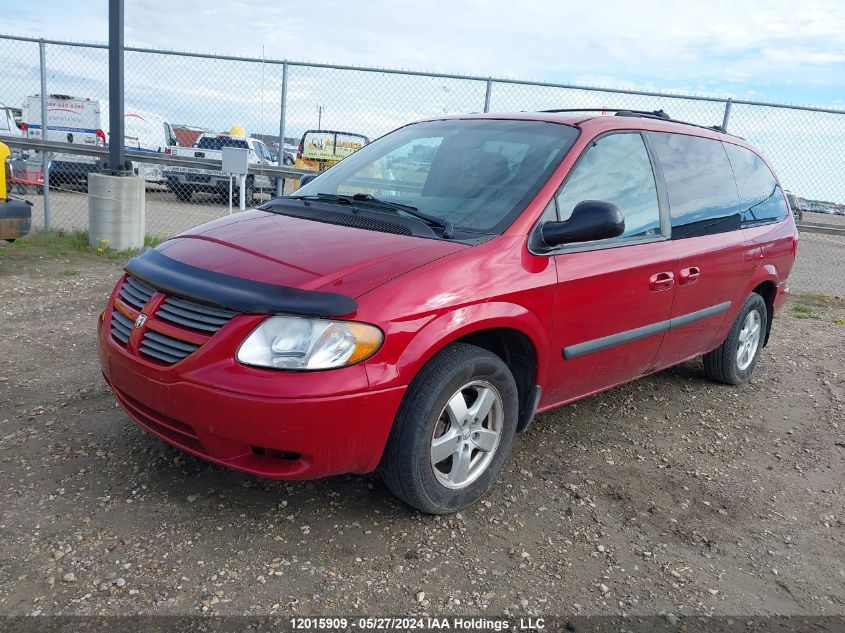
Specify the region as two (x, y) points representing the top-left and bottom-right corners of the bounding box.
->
(703, 293), (767, 385)
(380, 343), (518, 514)
(175, 187), (193, 203)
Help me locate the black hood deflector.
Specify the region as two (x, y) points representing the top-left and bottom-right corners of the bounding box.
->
(125, 248), (358, 317)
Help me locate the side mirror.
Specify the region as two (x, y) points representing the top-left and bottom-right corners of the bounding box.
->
(298, 173), (318, 188)
(541, 200), (625, 247)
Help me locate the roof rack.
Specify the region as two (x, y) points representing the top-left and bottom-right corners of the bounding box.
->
(538, 108), (733, 135)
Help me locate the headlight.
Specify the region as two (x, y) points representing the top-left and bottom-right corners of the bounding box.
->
(236, 316), (383, 370)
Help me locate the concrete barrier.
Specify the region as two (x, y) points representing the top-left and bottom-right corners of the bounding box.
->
(88, 173), (144, 250)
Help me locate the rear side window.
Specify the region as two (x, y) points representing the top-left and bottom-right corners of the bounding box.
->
(723, 143), (789, 225)
(555, 132), (661, 239)
(648, 132), (740, 238)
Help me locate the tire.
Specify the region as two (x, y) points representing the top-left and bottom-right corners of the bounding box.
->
(703, 293), (768, 385)
(283, 156), (294, 166)
(233, 177), (255, 205)
(380, 343), (519, 514)
(175, 187), (193, 203)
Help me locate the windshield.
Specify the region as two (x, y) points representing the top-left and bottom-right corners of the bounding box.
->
(294, 119), (579, 234)
(301, 131), (368, 161)
(197, 136), (249, 150)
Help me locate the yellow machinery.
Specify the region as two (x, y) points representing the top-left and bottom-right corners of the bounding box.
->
(0, 142), (32, 241)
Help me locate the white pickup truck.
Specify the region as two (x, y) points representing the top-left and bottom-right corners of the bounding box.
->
(164, 132), (277, 203)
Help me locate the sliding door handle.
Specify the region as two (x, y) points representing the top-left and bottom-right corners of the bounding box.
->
(649, 271), (675, 291)
(679, 266), (701, 285)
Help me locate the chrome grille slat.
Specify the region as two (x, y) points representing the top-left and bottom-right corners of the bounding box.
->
(164, 296), (236, 319)
(158, 303), (231, 326)
(111, 325), (130, 344)
(140, 337), (192, 359)
(119, 276), (155, 309)
(125, 276), (156, 297)
(155, 309), (222, 333)
(110, 274), (239, 366)
(157, 296), (236, 333)
(139, 345), (184, 365)
(110, 311), (133, 345)
(144, 331), (199, 354)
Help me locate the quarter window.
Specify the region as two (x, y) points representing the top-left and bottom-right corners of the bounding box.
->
(555, 132), (661, 240)
(648, 132), (740, 238)
(723, 142), (788, 225)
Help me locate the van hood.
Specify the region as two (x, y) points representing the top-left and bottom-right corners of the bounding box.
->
(155, 209), (467, 300)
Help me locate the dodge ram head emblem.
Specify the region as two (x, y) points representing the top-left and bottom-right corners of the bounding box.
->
(134, 314), (147, 328)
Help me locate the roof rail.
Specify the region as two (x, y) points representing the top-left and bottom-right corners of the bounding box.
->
(538, 107), (737, 137)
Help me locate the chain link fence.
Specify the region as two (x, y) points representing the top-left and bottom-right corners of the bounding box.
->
(1, 34), (844, 283)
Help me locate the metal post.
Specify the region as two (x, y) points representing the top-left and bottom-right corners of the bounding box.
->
(39, 40), (50, 229)
(108, 0), (126, 174)
(722, 98), (733, 132)
(276, 62), (288, 197)
(483, 78), (492, 113)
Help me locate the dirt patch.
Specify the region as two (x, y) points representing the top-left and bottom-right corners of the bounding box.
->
(0, 243), (843, 618)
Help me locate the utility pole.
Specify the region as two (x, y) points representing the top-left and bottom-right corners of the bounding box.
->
(107, 0), (126, 174)
(88, 0), (144, 250)
(317, 105), (322, 131)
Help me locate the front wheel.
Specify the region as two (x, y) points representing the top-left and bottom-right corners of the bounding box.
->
(380, 343), (519, 514)
(703, 293), (768, 385)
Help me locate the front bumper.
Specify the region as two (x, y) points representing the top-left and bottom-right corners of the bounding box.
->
(97, 311), (405, 480)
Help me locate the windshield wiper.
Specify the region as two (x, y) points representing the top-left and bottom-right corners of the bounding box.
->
(293, 193), (454, 238)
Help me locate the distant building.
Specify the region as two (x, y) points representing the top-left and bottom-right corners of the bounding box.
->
(172, 125), (209, 148)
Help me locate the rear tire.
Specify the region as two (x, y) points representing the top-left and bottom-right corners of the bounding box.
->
(703, 293), (767, 385)
(380, 343), (519, 514)
(175, 187), (193, 203)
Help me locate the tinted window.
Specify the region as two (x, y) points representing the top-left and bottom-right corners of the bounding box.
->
(295, 119), (579, 234)
(723, 142), (788, 225)
(648, 132), (739, 238)
(556, 132), (661, 239)
(197, 136), (249, 150)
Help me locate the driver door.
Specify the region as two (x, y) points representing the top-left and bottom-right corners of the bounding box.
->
(542, 131), (677, 407)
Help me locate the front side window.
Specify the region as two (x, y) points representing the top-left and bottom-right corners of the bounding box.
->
(723, 142), (788, 225)
(648, 132), (740, 238)
(555, 132), (661, 240)
(294, 119), (579, 234)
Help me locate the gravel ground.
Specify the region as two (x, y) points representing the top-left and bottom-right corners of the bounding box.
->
(0, 243), (843, 620)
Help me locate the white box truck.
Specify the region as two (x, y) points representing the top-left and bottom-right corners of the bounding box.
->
(22, 94), (178, 186)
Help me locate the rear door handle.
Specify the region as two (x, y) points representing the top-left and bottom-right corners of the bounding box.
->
(679, 266), (701, 285)
(649, 271), (674, 292)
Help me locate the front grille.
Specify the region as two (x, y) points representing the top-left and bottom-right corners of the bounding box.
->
(139, 330), (200, 364)
(157, 296), (236, 333)
(118, 275), (155, 310)
(111, 310), (133, 345)
(110, 274), (239, 366)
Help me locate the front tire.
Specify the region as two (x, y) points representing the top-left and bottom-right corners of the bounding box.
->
(703, 293), (767, 385)
(380, 343), (519, 514)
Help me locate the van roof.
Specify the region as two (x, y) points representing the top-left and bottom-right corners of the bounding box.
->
(425, 109), (752, 148)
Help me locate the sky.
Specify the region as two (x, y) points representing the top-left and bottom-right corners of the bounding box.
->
(4, 0), (845, 106)
(1, 1), (844, 203)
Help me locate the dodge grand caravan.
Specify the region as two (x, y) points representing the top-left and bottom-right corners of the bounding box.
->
(98, 110), (797, 514)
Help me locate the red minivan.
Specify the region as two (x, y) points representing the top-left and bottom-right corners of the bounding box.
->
(98, 110), (797, 514)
